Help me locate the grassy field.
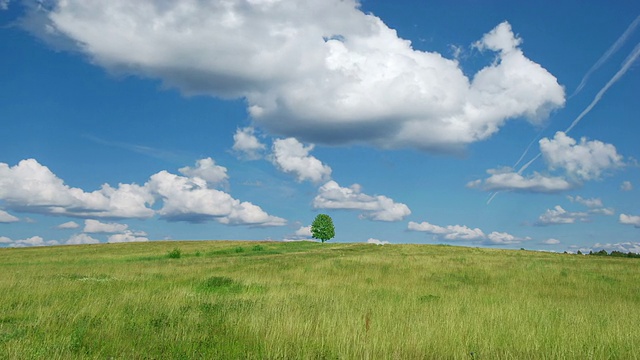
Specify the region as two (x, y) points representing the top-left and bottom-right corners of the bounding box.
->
(1, 240), (639, 359)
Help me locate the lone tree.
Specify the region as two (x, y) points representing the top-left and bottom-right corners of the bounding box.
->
(311, 214), (335, 243)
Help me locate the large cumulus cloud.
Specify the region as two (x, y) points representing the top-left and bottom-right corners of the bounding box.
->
(24, 0), (564, 151)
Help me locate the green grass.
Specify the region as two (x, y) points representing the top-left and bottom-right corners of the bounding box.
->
(1, 241), (639, 359)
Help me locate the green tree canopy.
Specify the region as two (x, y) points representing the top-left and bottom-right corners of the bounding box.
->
(311, 214), (335, 243)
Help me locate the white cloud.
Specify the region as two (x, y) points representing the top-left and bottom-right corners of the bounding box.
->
(536, 205), (588, 225)
(147, 170), (285, 226)
(283, 225), (313, 241)
(485, 231), (529, 245)
(6, 236), (59, 248)
(232, 127), (266, 160)
(26, 3), (564, 151)
(541, 238), (561, 245)
(0, 236), (12, 244)
(56, 221), (80, 229)
(589, 207), (615, 216)
(473, 21), (522, 54)
(0, 158), (284, 228)
(295, 226), (312, 237)
(470, 132), (624, 195)
(567, 195), (602, 208)
(367, 238), (389, 245)
(591, 242), (640, 254)
(408, 221), (485, 241)
(0, 210), (19, 223)
(619, 214), (640, 228)
(271, 138), (332, 183)
(0, 0), (9, 11)
(0, 159), (155, 219)
(408, 220), (528, 245)
(107, 231), (149, 243)
(314, 181), (410, 221)
(621, 181), (633, 191)
(83, 219), (129, 234)
(540, 132), (624, 181)
(66, 233), (100, 245)
(467, 167), (573, 193)
(179, 157), (228, 186)
(566, 195), (614, 216)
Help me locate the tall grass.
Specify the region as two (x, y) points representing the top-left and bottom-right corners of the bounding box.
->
(1, 241), (639, 359)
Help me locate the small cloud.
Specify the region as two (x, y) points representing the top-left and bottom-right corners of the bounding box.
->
(449, 44), (463, 60)
(590, 242), (640, 254)
(271, 138), (332, 183)
(567, 195), (602, 208)
(179, 157), (229, 186)
(107, 231), (149, 243)
(232, 127), (266, 160)
(485, 231), (530, 245)
(619, 214), (640, 228)
(0, 210), (19, 223)
(467, 167), (573, 194)
(84, 219), (129, 234)
(0, 0), (9, 11)
(541, 238), (561, 245)
(589, 207), (615, 216)
(540, 132), (624, 181)
(56, 221), (80, 229)
(283, 226), (313, 241)
(621, 181), (633, 191)
(535, 205), (588, 226)
(408, 221), (485, 241)
(5, 236), (59, 247)
(367, 238), (389, 245)
(295, 226), (312, 237)
(409, 220), (529, 245)
(147, 170), (286, 226)
(314, 181), (411, 222)
(66, 233), (100, 245)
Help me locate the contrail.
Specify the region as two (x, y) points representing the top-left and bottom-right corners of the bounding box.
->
(571, 15), (640, 98)
(566, 42), (640, 134)
(513, 126), (548, 169)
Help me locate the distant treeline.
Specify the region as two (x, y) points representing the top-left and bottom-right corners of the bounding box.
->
(573, 249), (640, 258)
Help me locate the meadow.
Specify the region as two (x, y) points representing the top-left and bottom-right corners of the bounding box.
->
(0, 240), (639, 359)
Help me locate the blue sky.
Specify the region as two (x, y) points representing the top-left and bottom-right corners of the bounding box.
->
(1, 0), (639, 252)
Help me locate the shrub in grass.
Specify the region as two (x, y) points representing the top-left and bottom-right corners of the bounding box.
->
(167, 248), (182, 259)
(252, 245), (264, 252)
(234, 247), (245, 253)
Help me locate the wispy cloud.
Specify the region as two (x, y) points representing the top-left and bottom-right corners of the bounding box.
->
(621, 181), (633, 191)
(83, 134), (190, 164)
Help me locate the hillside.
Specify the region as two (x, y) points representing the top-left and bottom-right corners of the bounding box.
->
(1, 241), (639, 359)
